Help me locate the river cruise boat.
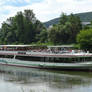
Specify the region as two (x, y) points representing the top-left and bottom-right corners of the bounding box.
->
(0, 45), (92, 70)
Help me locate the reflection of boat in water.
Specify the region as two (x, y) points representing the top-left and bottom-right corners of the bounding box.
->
(1, 66), (92, 90)
(0, 45), (92, 70)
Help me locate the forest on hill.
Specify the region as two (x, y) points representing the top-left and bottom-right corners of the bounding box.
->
(0, 9), (92, 50)
(44, 12), (92, 28)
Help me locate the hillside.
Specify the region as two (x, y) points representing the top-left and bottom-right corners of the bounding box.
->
(44, 12), (92, 28)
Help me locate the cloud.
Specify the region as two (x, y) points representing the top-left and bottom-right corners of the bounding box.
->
(0, 0), (92, 27)
(30, 0), (92, 22)
(0, 0), (30, 7)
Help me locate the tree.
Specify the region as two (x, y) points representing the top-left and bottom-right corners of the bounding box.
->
(68, 14), (82, 43)
(15, 12), (25, 43)
(48, 26), (59, 44)
(48, 13), (82, 44)
(59, 13), (68, 25)
(36, 29), (48, 43)
(0, 9), (45, 44)
(77, 29), (92, 51)
(24, 9), (36, 23)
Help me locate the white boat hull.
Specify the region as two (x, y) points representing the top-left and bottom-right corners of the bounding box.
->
(0, 58), (92, 70)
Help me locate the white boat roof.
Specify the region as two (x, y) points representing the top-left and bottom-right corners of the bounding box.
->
(0, 45), (34, 47)
(0, 45), (48, 48)
(0, 45), (73, 48)
(48, 45), (74, 48)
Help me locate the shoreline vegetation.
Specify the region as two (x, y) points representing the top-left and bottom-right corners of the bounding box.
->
(0, 9), (92, 51)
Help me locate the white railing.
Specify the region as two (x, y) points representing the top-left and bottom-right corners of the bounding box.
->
(0, 50), (92, 57)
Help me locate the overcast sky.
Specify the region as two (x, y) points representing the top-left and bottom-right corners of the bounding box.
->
(0, 0), (92, 27)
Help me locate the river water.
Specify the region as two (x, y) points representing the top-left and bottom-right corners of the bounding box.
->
(0, 65), (92, 92)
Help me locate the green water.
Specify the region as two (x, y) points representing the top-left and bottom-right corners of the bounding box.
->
(0, 65), (92, 92)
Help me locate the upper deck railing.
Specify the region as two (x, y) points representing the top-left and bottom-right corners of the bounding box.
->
(0, 50), (91, 58)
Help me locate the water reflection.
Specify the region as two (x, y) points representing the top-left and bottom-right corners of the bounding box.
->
(0, 65), (92, 92)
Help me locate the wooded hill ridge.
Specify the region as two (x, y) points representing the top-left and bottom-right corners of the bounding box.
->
(44, 12), (92, 28)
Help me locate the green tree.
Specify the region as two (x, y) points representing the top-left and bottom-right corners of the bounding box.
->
(68, 14), (82, 42)
(24, 9), (36, 23)
(0, 9), (45, 44)
(15, 12), (25, 42)
(36, 29), (48, 43)
(48, 13), (82, 44)
(77, 29), (92, 51)
(59, 13), (68, 25)
(48, 26), (59, 44)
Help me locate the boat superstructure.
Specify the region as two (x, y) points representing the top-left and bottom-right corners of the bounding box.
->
(0, 45), (91, 70)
